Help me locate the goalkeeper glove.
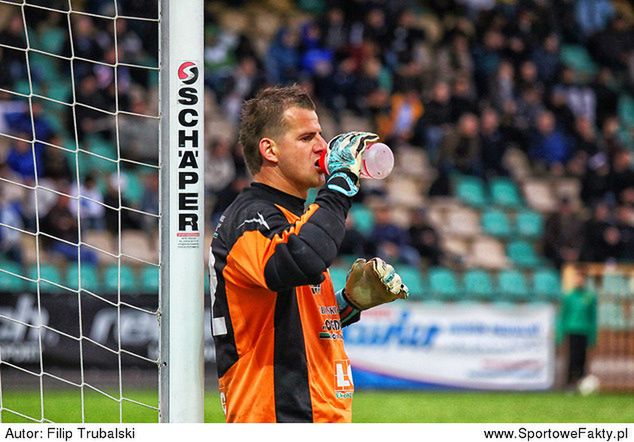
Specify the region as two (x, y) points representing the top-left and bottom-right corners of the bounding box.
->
(336, 258), (409, 315)
(325, 131), (379, 197)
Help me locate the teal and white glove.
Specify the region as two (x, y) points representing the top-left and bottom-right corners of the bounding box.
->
(335, 257), (409, 325)
(326, 131), (379, 197)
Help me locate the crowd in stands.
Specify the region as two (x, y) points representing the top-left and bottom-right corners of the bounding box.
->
(1, 0), (634, 288)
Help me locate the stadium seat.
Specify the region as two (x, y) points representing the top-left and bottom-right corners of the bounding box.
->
(481, 208), (513, 238)
(619, 94), (634, 129)
(428, 266), (461, 301)
(140, 265), (160, 294)
(395, 265), (426, 300)
(66, 263), (101, 293)
(103, 264), (139, 294)
(522, 178), (556, 213)
(532, 268), (561, 302)
(0, 261), (26, 292)
(515, 209), (544, 239)
(28, 264), (65, 294)
(329, 266), (348, 293)
(463, 269), (495, 302)
(445, 206), (481, 237)
(598, 301), (628, 330)
(469, 236), (509, 270)
(349, 203), (374, 237)
(454, 175), (488, 208)
(489, 177), (523, 209)
(560, 44), (598, 76)
(506, 240), (541, 268)
(497, 269), (530, 302)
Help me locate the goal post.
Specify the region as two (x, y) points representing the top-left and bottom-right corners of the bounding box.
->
(159, 0), (206, 423)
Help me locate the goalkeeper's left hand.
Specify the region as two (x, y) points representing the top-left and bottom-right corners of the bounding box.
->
(342, 258), (409, 310)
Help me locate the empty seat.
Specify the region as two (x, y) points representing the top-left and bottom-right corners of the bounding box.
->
(350, 204), (374, 237)
(103, 264), (139, 294)
(28, 264), (65, 293)
(507, 240), (541, 268)
(0, 261), (26, 292)
(602, 273), (628, 299)
(522, 179), (556, 213)
(66, 263), (101, 293)
(445, 206), (481, 237)
(490, 177), (523, 208)
(428, 266), (461, 301)
(463, 269), (495, 301)
(140, 265), (160, 294)
(515, 209), (544, 239)
(454, 175), (487, 208)
(396, 265), (426, 300)
(121, 230), (158, 264)
(329, 266), (348, 293)
(481, 209), (513, 238)
(469, 236), (509, 270)
(532, 268), (561, 302)
(497, 269), (530, 302)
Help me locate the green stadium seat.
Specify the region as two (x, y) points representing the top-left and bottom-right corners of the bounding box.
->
(28, 264), (64, 294)
(38, 27), (66, 55)
(515, 209), (544, 239)
(0, 261), (26, 292)
(103, 264), (138, 294)
(560, 44), (598, 76)
(490, 177), (522, 209)
(507, 240), (541, 268)
(350, 203), (374, 236)
(532, 268), (561, 302)
(428, 266), (461, 301)
(481, 208), (513, 238)
(619, 94), (634, 128)
(140, 265), (160, 294)
(395, 265), (426, 300)
(121, 172), (145, 207)
(454, 175), (487, 208)
(463, 269), (495, 301)
(598, 301), (628, 330)
(329, 266), (348, 293)
(497, 269), (530, 302)
(66, 263), (101, 293)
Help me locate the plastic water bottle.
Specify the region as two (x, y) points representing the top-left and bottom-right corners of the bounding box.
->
(318, 142), (394, 179)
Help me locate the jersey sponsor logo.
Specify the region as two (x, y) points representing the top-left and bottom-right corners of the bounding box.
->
(310, 284), (321, 295)
(334, 360), (354, 395)
(320, 305), (339, 315)
(319, 318), (342, 340)
(236, 212), (270, 231)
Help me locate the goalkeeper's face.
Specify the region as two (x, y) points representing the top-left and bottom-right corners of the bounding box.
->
(274, 106), (327, 195)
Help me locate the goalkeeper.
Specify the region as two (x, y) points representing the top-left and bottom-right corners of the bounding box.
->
(208, 85), (409, 423)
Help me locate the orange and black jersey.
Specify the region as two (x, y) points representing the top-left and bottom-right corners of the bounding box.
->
(208, 182), (360, 423)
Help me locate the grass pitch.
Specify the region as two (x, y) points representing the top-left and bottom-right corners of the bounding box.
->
(1, 390), (633, 423)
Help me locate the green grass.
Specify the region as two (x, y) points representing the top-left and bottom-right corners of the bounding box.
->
(2, 390), (633, 423)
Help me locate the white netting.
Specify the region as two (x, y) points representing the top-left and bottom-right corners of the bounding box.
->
(0, 0), (162, 423)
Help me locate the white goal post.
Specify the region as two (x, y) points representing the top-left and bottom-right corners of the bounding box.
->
(159, 0), (205, 423)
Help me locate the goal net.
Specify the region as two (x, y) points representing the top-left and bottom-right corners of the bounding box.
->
(0, 0), (204, 423)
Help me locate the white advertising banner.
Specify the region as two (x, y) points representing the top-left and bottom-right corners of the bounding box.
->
(343, 302), (556, 390)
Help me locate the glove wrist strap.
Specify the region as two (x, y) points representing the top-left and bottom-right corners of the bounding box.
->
(326, 171), (359, 197)
(335, 288), (361, 327)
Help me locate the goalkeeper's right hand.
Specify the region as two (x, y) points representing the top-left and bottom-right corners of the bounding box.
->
(325, 131), (379, 197)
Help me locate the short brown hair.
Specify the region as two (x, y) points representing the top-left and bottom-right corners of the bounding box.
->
(238, 85), (316, 175)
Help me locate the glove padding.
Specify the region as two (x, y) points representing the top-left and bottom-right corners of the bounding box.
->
(344, 258), (409, 310)
(325, 131), (379, 197)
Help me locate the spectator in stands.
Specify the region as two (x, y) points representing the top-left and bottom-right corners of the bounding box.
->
(616, 205), (634, 262)
(339, 214), (368, 258)
(436, 31), (474, 83)
(531, 33), (562, 86)
(6, 132), (42, 183)
(529, 110), (571, 174)
(0, 186), (23, 264)
(419, 80), (454, 162)
(40, 187), (98, 265)
(581, 152), (612, 207)
(438, 112), (483, 177)
(408, 208), (443, 267)
(450, 74), (479, 123)
(368, 200), (420, 267)
(581, 200), (622, 263)
(69, 173), (105, 231)
(557, 266), (597, 393)
(543, 196), (586, 269)
(480, 107), (509, 177)
(265, 27), (301, 85)
(609, 149), (634, 204)
(377, 87), (423, 147)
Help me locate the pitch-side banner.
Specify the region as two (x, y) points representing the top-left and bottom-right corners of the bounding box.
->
(344, 302), (556, 390)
